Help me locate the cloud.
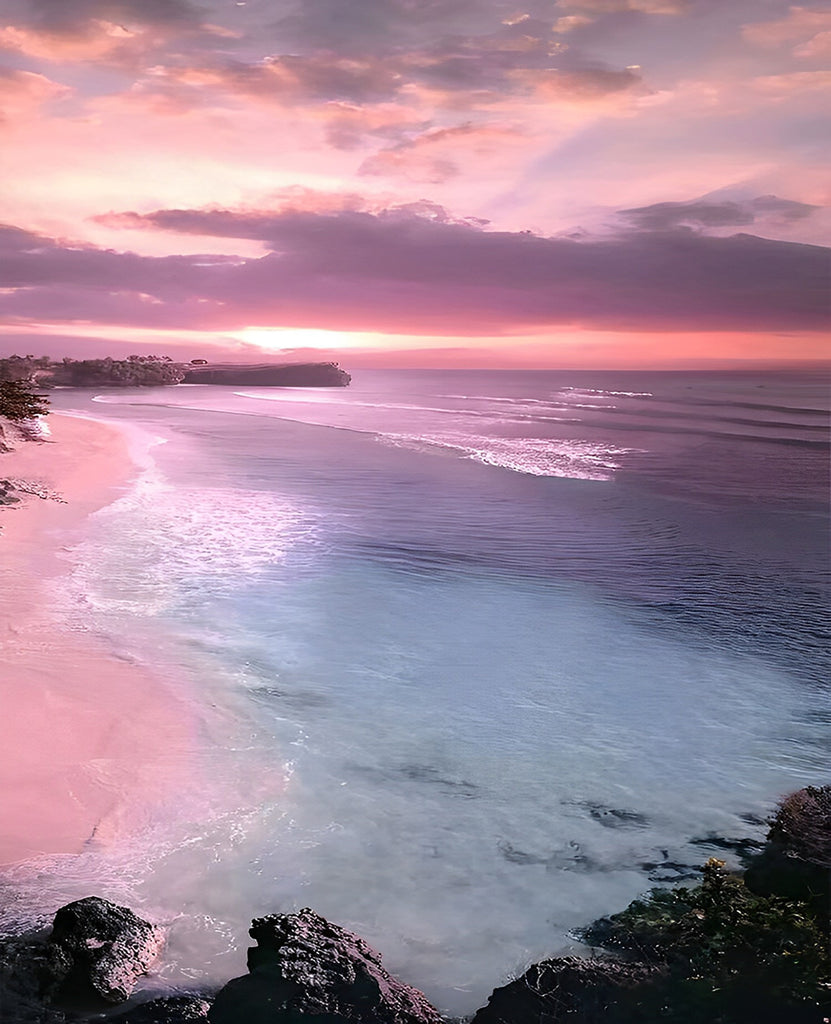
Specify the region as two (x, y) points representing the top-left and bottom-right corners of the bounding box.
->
(269, 0), (507, 57)
(0, 0), (234, 68)
(129, 23), (643, 113)
(5, 0), (202, 35)
(743, 6), (831, 59)
(553, 0), (690, 13)
(0, 67), (71, 125)
(750, 69), (831, 99)
(150, 54), (404, 105)
(619, 195), (820, 231)
(3, 206), (827, 336)
(358, 122), (523, 182)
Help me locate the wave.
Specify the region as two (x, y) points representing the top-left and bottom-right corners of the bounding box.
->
(561, 387), (654, 398)
(68, 468), (318, 616)
(672, 398), (829, 417)
(379, 432), (640, 481)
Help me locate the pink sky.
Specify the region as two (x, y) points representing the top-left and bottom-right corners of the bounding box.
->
(0, 0), (828, 367)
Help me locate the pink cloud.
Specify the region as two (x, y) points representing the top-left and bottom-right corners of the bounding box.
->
(554, 0), (690, 12)
(743, 6), (831, 59)
(750, 69), (831, 98)
(359, 122), (525, 182)
(0, 67), (71, 125)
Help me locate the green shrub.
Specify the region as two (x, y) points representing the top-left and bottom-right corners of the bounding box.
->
(582, 859), (830, 1022)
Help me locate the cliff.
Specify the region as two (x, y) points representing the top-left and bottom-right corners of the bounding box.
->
(182, 362), (351, 387)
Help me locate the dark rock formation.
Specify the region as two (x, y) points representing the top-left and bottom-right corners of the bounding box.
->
(470, 957), (663, 1024)
(111, 995), (212, 1022)
(207, 908), (442, 1024)
(48, 897), (164, 1006)
(0, 935), (72, 1023)
(182, 362), (351, 387)
(744, 785), (831, 909)
(0, 896), (164, 1021)
(0, 477), (22, 504)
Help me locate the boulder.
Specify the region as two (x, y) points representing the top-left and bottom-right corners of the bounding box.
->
(207, 908), (443, 1024)
(744, 785), (831, 908)
(470, 957), (663, 1024)
(111, 995), (212, 1022)
(48, 897), (164, 1006)
(0, 936), (72, 1023)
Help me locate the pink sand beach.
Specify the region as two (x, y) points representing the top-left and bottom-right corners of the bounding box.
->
(0, 414), (195, 865)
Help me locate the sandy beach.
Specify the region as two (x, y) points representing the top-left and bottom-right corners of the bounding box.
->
(0, 414), (195, 866)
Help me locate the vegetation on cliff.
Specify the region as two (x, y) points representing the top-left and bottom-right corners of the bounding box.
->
(0, 354), (352, 388)
(0, 379), (50, 422)
(50, 355), (187, 387)
(579, 857), (829, 1023)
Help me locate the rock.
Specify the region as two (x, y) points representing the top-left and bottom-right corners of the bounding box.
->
(470, 957), (664, 1024)
(48, 897), (164, 1006)
(111, 995), (212, 1022)
(745, 785), (831, 907)
(207, 907), (443, 1024)
(0, 936), (72, 1023)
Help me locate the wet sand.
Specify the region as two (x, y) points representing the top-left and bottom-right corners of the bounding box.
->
(0, 414), (195, 865)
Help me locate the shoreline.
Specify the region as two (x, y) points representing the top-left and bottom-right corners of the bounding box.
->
(0, 413), (196, 866)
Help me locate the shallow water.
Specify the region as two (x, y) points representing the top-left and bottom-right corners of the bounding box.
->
(4, 369), (829, 1015)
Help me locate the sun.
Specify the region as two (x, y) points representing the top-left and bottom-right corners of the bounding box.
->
(235, 328), (361, 351)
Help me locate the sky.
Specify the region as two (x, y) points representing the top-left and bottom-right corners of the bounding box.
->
(0, 0), (828, 368)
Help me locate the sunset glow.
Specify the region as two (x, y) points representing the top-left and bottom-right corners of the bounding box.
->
(1, 0), (828, 366)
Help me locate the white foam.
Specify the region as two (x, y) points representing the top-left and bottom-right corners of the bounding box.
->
(68, 470), (318, 616)
(380, 433), (639, 481)
(561, 387), (653, 398)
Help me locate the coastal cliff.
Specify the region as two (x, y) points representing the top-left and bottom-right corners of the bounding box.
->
(182, 362), (351, 387)
(0, 355), (352, 389)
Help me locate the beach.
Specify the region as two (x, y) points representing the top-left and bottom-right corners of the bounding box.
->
(0, 413), (195, 866)
(0, 375), (827, 1014)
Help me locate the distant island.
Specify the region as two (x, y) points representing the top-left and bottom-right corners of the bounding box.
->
(0, 355), (351, 389)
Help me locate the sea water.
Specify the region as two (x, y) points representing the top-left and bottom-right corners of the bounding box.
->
(5, 369), (830, 1015)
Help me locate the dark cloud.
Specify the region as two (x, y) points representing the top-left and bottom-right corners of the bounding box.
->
(270, 0), (516, 57)
(620, 195), (821, 232)
(137, 26), (642, 111)
(11, 0), (203, 33)
(1, 0), (643, 112)
(750, 195), (820, 220)
(3, 208), (827, 334)
(192, 54), (403, 104)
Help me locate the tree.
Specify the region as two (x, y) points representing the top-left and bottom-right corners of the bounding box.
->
(0, 354), (49, 382)
(49, 355), (186, 386)
(0, 379), (50, 422)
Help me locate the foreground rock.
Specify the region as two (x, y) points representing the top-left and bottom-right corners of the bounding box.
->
(0, 897), (163, 1019)
(470, 957), (663, 1024)
(744, 784), (831, 908)
(208, 908), (443, 1024)
(49, 897), (164, 1006)
(0, 935), (71, 1023)
(112, 995), (211, 1022)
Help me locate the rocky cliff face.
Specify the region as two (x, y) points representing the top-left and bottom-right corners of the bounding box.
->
(183, 362), (351, 387)
(208, 908), (443, 1024)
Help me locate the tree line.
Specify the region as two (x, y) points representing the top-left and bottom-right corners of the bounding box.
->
(0, 354), (186, 387)
(0, 354), (187, 427)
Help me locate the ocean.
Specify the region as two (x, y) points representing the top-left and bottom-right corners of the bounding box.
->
(7, 369), (831, 1015)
